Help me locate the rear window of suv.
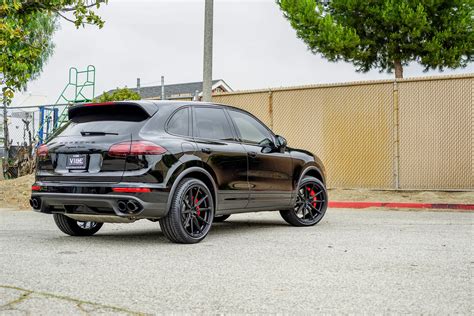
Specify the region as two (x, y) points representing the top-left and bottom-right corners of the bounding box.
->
(69, 103), (150, 123)
(55, 103), (154, 137)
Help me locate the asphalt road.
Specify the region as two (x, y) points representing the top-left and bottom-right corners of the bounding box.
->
(0, 208), (472, 315)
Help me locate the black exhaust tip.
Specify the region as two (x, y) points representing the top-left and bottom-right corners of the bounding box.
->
(117, 200), (127, 213)
(126, 201), (139, 213)
(30, 198), (41, 210)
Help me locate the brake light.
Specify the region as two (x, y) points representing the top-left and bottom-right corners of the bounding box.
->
(84, 102), (115, 107)
(36, 145), (48, 157)
(108, 141), (166, 157)
(112, 187), (152, 193)
(31, 185), (41, 191)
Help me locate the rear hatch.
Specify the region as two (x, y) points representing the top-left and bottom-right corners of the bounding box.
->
(36, 102), (157, 184)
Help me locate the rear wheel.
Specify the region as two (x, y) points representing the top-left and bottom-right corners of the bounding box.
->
(280, 177), (327, 227)
(53, 213), (103, 236)
(214, 214), (230, 222)
(160, 178), (214, 244)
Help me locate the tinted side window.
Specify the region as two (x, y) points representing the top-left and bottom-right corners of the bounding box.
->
(228, 110), (273, 145)
(194, 107), (234, 140)
(167, 107), (189, 136)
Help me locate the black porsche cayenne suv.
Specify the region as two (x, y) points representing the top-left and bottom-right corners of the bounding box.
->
(30, 101), (327, 243)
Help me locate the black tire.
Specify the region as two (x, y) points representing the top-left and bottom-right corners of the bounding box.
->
(53, 213), (103, 236)
(280, 176), (328, 227)
(214, 214), (231, 222)
(159, 178), (215, 244)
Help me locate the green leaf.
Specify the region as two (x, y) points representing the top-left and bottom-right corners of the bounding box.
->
(277, 0), (474, 78)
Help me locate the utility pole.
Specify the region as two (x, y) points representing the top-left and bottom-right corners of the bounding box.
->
(202, 0), (214, 102)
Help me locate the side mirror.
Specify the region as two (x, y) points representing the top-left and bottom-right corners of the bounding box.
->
(275, 135), (287, 151)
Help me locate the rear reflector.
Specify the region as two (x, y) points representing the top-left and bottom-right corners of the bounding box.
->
(31, 185), (41, 191)
(112, 187), (152, 193)
(109, 141), (166, 157)
(36, 145), (48, 157)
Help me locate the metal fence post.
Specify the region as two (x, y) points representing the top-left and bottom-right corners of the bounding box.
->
(38, 106), (45, 145)
(53, 108), (59, 130)
(268, 89), (274, 130)
(161, 76), (165, 100)
(2, 96), (10, 161)
(392, 81), (400, 189)
(137, 78), (141, 98)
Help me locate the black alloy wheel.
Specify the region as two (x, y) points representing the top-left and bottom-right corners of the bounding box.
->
(280, 177), (327, 226)
(53, 213), (103, 236)
(160, 178), (214, 243)
(181, 184), (213, 237)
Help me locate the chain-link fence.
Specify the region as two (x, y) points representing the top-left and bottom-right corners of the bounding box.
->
(1, 104), (68, 178)
(2, 74), (472, 189)
(214, 74), (473, 190)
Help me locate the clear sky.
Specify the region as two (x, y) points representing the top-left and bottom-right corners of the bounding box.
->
(12, 0), (474, 106)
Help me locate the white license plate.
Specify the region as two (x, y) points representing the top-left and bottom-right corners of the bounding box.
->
(66, 154), (87, 169)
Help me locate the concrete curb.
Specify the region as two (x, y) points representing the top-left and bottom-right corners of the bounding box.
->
(328, 201), (474, 211)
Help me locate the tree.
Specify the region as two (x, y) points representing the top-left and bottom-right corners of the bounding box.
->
(1, 1), (108, 102)
(94, 88), (141, 102)
(277, 0), (473, 78)
(1, 1), (107, 174)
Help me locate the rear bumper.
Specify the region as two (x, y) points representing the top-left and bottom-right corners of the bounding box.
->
(31, 191), (169, 219)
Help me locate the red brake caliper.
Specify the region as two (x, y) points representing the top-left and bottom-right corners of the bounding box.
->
(308, 187), (317, 207)
(194, 197), (201, 216)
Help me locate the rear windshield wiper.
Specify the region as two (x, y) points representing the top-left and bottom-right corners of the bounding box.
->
(80, 131), (119, 136)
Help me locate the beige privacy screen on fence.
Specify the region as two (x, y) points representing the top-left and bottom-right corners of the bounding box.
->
(398, 77), (473, 189)
(213, 74), (473, 190)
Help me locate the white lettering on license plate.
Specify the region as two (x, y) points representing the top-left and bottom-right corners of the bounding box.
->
(69, 158), (84, 165)
(67, 155), (86, 168)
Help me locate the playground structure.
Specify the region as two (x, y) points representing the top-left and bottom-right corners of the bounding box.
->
(37, 65), (96, 144)
(1, 66), (96, 178)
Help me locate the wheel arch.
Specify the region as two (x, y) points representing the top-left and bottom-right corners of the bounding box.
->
(298, 165), (326, 187)
(165, 165), (218, 211)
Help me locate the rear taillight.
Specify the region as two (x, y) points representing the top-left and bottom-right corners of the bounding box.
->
(36, 145), (48, 157)
(31, 185), (41, 191)
(108, 141), (166, 157)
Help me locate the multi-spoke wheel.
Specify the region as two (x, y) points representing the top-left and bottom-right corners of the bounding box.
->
(280, 176), (327, 226)
(53, 213), (103, 236)
(160, 178), (215, 243)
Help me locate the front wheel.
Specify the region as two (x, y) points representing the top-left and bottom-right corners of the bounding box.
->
(53, 213), (103, 236)
(280, 177), (328, 227)
(159, 178), (215, 244)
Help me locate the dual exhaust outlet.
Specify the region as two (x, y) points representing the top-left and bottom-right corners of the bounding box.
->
(29, 197), (142, 215)
(29, 197), (41, 210)
(117, 200), (142, 214)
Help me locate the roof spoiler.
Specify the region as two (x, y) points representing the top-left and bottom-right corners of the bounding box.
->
(68, 101), (158, 120)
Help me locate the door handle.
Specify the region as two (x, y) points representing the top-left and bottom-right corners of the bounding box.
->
(201, 147), (212, 154)
(247, 151), (257, 158)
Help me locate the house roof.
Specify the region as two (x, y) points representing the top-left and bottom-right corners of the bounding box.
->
(106, 79), (232, 100)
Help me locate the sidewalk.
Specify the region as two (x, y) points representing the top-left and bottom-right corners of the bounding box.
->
(329, 188), (473, 204)
(1, 174), (472, 211)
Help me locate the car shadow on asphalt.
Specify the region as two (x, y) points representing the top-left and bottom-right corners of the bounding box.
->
(50, 218), (291, 244)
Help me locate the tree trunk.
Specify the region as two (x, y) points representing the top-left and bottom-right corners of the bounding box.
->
(394, 60), (403, 79)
